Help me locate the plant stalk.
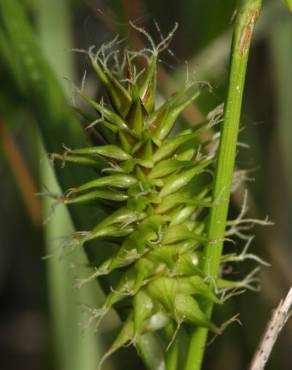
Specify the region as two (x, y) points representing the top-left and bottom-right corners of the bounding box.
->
(184, 1), (262, 369)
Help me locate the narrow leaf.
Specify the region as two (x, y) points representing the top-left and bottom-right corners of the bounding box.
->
(68, 145), (132, 161)
(64, 189), (128, 204)
(71, 174), (137, 193)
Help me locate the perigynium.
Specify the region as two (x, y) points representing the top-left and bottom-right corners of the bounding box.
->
(51, 25), (267, 368)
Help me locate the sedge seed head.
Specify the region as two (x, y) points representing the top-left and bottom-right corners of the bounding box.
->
(52, 25), (267, 366)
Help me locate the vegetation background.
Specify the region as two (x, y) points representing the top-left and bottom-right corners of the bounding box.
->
(0, 0), (291, 369)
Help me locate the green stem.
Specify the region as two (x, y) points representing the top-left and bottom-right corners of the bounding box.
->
(184, 1), (262, 369)
(166, 340), (179, 370)
(166, 325), (179, 370)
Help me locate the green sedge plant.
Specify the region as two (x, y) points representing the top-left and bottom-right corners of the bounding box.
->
(50, 1), (267, 369)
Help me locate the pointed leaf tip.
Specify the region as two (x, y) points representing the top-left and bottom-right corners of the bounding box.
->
(140, 55), (157, 113)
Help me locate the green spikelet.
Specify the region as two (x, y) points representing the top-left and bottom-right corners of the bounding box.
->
(53, 34), (262, 366)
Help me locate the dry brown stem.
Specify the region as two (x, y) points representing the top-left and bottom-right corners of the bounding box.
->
(249, 286), (292, 370)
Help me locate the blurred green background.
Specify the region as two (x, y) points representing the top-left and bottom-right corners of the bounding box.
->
(0, 0), (291, 369)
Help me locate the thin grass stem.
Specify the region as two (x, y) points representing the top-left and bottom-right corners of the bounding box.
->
(184, 1), (262, 369)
